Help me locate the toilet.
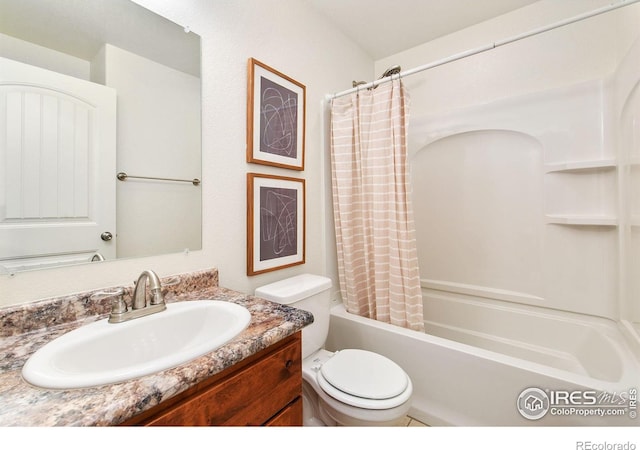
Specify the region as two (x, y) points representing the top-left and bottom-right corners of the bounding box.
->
(255, 274), (413, 426)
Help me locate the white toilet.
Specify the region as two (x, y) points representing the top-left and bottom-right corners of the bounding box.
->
(255, 274), (413, 426)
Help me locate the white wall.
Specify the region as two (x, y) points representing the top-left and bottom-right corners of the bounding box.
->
(376, 0), (632, 120)
(94, 44), (202, 259)
(0, 0), (372, 306)
(375, 0), (624, 88)
(0, 32), (90, 80)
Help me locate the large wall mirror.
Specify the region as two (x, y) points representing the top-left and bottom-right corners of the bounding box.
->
(0, 0), (202, 273)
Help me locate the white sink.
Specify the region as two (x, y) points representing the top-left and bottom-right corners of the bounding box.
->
(22, 300), (251, 389)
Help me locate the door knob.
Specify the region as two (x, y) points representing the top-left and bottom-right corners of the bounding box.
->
(101, 232), (113, 241)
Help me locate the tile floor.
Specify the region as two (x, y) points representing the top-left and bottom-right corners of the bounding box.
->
(399, 416), (429, 427)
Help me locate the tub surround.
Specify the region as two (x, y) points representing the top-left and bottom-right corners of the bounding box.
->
(0, 268), (313, 426)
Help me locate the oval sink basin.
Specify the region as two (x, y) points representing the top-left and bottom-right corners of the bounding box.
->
(22, 300), (251, 389)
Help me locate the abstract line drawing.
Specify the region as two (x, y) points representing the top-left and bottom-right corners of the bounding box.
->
(260, 77), (298, 158)
(259, 187), (297, 261)
(247, 58), (305, 170)
(247, 173), (305, 276)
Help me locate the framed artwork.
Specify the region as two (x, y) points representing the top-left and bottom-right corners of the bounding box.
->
(247, 173), (305, 276)
(247, 58), (305, 170)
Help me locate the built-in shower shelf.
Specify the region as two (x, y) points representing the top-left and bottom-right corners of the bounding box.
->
(545, 214), (618, 226)
(544, 159), (616, 173)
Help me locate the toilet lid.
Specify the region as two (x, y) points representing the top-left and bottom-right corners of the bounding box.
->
(319, 349), (408, 400)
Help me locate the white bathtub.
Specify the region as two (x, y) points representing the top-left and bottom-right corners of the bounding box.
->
(325, 292), (640, 426)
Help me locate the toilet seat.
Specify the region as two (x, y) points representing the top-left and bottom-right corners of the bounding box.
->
(316, 349), (412, 410)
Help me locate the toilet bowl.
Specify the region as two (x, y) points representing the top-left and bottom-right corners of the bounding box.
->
(255, 274), (413, 426)
(302, 348), (413, 426)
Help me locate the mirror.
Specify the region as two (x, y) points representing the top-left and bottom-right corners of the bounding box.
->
(0, 0), (202, 273)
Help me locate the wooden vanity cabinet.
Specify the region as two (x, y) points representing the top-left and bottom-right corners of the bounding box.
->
(123, 332), (302, 426)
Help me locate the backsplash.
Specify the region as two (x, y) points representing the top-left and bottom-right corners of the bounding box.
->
(0, 268), (219, 338)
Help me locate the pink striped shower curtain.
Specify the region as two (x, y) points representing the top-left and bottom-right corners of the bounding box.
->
(330, 79), (424, 332)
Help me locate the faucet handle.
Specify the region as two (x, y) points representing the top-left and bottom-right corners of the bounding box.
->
(111, 295), (128, 314)
(90, 287), (125, 302)
(90, 287), (128, 317)
(163, 276), (180, 286)
(150, 290), (164, 306)
(160, 276), (179, 301)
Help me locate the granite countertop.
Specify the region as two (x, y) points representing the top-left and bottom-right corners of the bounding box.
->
(0, 268), (313, 426)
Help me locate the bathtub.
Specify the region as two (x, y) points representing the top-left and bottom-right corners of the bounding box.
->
(324, 290), (640, 426)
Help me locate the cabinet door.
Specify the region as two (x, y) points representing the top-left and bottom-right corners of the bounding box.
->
(264, 398), (303, 426)
(142, 334), (302, 426)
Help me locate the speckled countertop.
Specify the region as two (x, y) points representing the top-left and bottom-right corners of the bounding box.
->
(0, 268), (313, 426)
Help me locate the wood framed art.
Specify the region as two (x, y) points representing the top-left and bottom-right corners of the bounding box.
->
(247, 173), (305, 276)
(247, 58), (305, 171)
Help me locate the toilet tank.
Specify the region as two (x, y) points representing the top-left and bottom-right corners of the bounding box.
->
(255, 274), (332, 359)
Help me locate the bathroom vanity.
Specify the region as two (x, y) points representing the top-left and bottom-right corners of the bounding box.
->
(124, 333), (302, 426)
(0, 269), (312, 426)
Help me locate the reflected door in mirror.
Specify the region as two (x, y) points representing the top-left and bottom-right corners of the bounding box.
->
(0, 57), (116, 270)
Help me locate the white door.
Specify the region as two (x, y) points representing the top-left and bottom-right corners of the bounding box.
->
(0, 57), (117, 270)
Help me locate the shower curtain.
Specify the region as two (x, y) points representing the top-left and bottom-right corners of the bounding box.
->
(330, 79), (424, 332)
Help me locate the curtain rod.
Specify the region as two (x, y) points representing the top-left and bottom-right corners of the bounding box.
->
(330, 0), (640, 99)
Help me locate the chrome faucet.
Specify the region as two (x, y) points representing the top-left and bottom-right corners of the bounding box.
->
(132, 269), (164, 309)
(107, 270), (167, 323)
